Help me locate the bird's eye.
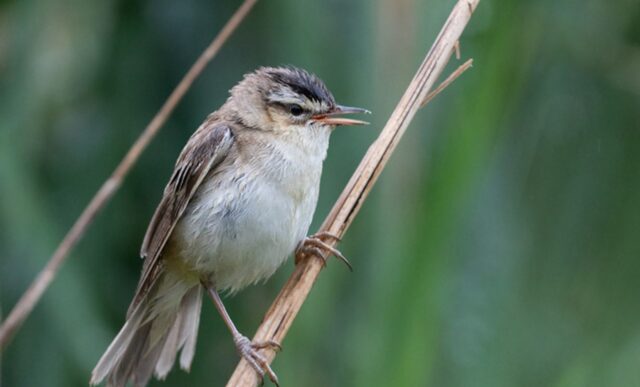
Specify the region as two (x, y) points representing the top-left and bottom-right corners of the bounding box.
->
(288, 104), (304, 116)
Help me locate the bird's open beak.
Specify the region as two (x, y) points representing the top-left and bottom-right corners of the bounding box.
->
(311, 104), (371, 126)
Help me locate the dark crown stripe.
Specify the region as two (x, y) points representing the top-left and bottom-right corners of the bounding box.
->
(264, 67), (335, 106)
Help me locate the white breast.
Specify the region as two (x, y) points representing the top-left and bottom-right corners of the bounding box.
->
(174, 126), (330, 293)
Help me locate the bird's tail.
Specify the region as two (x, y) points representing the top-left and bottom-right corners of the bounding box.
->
(90, 270), (202, 387)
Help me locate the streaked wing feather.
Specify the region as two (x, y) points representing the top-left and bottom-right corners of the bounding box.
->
(127, 122), (235, 316)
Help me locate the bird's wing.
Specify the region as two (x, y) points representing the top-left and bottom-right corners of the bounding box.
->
(127, 122), (235, 316)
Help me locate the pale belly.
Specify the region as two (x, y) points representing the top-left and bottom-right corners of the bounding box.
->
(172, 161), (320, 293)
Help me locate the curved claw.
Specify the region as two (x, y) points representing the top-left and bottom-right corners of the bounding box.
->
(295, 233), (353, 271)
(234, 335), (281, 386)
(253, 339), (282, 352)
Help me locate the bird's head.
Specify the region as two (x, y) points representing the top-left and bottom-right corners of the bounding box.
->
(227, 66), (369, 132)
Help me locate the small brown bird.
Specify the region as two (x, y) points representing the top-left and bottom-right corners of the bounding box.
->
(90, 66), (369, 386)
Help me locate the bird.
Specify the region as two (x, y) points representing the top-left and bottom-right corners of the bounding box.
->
(90, 66), (369, 387)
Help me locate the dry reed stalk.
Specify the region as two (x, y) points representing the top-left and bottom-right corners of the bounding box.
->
(226, 0), (480, 385)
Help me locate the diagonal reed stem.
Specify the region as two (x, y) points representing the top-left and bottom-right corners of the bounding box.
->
(0, 0), (259, 350)
(226, 0), (480, 385)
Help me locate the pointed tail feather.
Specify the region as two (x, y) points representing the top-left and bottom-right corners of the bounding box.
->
(91, 272), (202, 387)
(155, 286), (202, 378)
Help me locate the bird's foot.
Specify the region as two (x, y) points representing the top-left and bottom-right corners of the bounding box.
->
(295, 231), (352, 271)
(234, 334), (281, 386)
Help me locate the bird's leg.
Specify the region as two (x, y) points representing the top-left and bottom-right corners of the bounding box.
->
(295, 231), (352, 271)
(202, 282), (281, 386)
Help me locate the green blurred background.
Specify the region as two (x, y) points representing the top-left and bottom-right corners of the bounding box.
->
(2, 0), (640, 386)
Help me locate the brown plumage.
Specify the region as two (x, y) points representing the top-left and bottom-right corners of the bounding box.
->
(132, 121), (234, 314)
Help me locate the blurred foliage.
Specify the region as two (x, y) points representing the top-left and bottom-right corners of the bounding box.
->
(1, 0), (640, 386)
